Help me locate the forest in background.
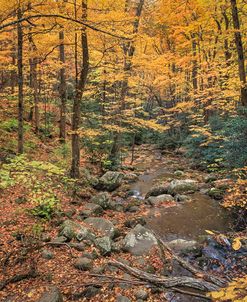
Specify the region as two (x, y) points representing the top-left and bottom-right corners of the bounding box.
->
(0, 0), (247, 301)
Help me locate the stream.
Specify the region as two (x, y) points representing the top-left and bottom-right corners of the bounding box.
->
(128, 150), (236, 301)
(130, 150), (231, 241)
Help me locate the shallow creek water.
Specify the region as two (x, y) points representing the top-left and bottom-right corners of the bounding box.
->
(130, 151), (231, 241)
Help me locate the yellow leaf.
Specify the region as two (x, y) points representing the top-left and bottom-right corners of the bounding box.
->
(232, 238), (242, 251)
(205, 230), (215, 235)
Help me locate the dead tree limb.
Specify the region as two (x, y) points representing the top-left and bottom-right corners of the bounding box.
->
(154, 233), (227, 287)
(108, 260), (219, 291)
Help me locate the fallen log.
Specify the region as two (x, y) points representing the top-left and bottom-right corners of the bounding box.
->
(108, 260), (219, 291)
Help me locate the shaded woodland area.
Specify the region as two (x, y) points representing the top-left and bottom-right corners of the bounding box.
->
(0, 0), (246, 302)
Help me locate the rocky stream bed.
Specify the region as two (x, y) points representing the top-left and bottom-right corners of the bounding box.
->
(1, 146), (247, 302)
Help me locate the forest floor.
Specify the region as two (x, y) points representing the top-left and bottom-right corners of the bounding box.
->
(0, 145), (246, 302)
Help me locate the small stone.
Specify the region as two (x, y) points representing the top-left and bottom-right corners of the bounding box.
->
(175, 194), (191, 202)
(74, 286), (100, 299)
(69, 242), (85, 251)
(41, 249), (54, 260)
(92, 266), (105, 274)
(50, 236), (67, 244)
(135, 289), (148, 300)
(80, 203), (103, 218)
(38, 287), (63, 302)
(174, 170), (184, 177)
(74, 257), (93, 271)
(127, 205), (139, 212)
(91, 192), (112, 209)
(116, 295), (131, 302)
(94, 236), (112, 255)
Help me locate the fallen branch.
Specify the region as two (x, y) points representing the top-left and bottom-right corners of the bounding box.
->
(154, 232), (227, 287)
(108, 260), (219, 291)
(0, 266), (37, 291)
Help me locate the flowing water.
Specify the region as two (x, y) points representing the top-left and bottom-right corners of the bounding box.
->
(131, 155), (231, 241)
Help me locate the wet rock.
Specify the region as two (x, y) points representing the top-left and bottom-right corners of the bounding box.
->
(147, 194), (174, 206)
(145, 184), (170, 198)
(123, 224), (157, 256)
(38, 287), (63, 302)
(208, 188), (224, 200)
(167, 239), (197, 251)
(135, 289), (148, 300)
(123, 173), (139, 183)
(94, 171), (124, 192)
(168, 179), (198, 195)
(91, 192), (112, 209)
(116, 295), (131, 302)
(124, 217), (146, 228)
(59, 220), (94, 242)
(80, 203), (103, 218)
(41, 249), (54, 260)
(84, 217), (117, 239)
(175, 194), (191, 202)
(94, 236), (112, 255)
(74, 257), (93, 271)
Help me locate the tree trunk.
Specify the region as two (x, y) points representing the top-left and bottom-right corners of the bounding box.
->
(59, 29), (66, 142)
(70, 0), (89, 178)
(230, 0), (247, 107)
(17, 6), (24, 154)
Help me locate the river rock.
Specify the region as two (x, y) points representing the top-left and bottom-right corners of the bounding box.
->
(41, 249), (54, 260)
(84, 217), (116, 239)
(167, 239), (197, 251)
(74, 257), (93, 271)
(94, 236), (112, 255)
(123, 224), (157, 256)
(94, 171), (124, 191)
(116, 296), (131, 302)
(145, 184), (170, 198)
(175, 194), (191, 202)
(147, 194), (174, 206)
(123, 173), (139, 183)
(135, 289), (148, 300)
(38, 287), (63, 302)
(59, 220), (94, 242)
(168, 179), (198, 194)
(91, 192), (111, 209)
(80, 203), (103, 218)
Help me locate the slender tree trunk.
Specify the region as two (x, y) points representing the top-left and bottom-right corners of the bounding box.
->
(59, 29), (66, 142)
(70, 0), (89, 178)
(230, 0), (247, 107)
(17, 6), (24, 154)
(191, 35), (198, 92)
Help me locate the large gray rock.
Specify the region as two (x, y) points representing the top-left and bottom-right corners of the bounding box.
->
(147, 194), (174, 206)
(94, 236), (112, 255)
(91, 192), (111, 209)
(94, 171), (124, 192)
(59, 220), (94, 241)
(38, 287), (63, 302)
(84, 217), (116, 239)
(80, 203), (103, 218)
(145, 184), (170, 198)
(123, 224), (157, 256)
(168, 179), (198, 194)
